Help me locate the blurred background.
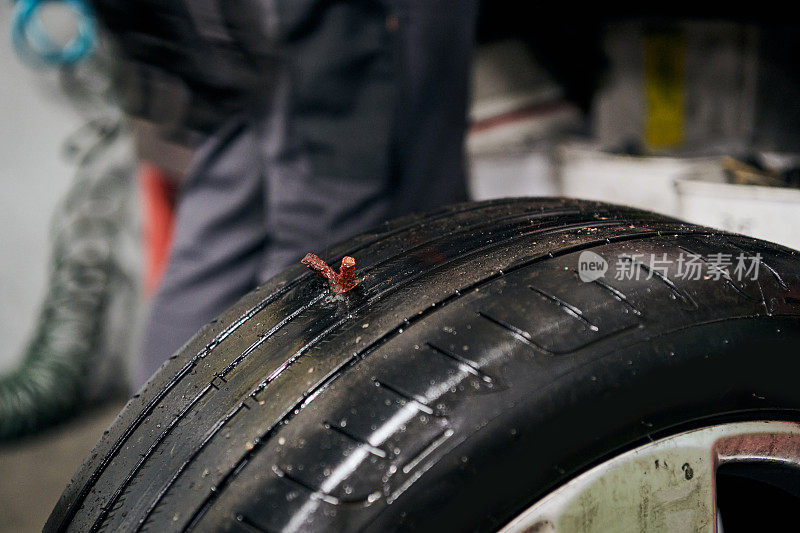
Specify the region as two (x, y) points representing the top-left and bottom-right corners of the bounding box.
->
(1, 2), (800, 531)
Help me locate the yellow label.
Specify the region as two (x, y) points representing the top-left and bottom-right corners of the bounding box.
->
(644, 31), (685, 150)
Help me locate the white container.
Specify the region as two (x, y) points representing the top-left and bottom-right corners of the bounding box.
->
(558, 143), (720, 217)
(676, 176), (800, 251)
(469, 148), (558, 200)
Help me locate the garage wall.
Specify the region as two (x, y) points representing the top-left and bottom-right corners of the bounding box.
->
(0, 4), (84, 372)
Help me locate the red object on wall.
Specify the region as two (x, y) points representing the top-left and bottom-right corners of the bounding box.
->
(139, 163), (177, 297)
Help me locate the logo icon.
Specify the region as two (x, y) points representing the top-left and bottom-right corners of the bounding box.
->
(578, 251), (608, 282)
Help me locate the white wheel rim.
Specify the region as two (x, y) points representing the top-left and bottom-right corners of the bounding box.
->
(499, 421), (800, 533)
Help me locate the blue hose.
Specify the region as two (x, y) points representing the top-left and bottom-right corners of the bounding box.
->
(11, 0), (95, 66)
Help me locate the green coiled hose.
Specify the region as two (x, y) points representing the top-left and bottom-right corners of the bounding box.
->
(0, 116), (138, 440)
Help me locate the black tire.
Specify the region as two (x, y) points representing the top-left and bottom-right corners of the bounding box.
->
(46, 198), (800, 532)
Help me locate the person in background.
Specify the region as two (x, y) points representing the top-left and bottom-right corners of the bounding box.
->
(92, 0), (480, 383)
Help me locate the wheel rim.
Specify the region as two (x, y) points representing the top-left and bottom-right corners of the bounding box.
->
(499, 421), (800, 532)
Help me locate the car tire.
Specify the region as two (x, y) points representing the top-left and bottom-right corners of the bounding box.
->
(46, 198), (800, 532)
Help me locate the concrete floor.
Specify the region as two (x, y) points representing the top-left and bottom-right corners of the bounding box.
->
(0, 401), (126, 533)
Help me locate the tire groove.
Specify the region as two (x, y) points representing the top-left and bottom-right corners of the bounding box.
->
(587, 275), (643, 316)
(182, 228), (712, 532)
(89, 383), (214, 531)
(373, 379), (434, 414)
(211, 207), (586, 381)
(129, 403), (250, 532)
(139, 215), (605, 529)
(623, 255), (699, 309)
(233, 514), (270, 533)
(271, 466), (340, 505)
(675, 244), (761, 303)
(218, 292), (327, 379)
(477, 311), (545, 351)
(721, 236), (791, 291)
(53, 199), (541, 530)
(528, 286), (600, 331)
(426, 342), (493, 383)
(323, 422), (388, 458)
(94, 292), (334, 532)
